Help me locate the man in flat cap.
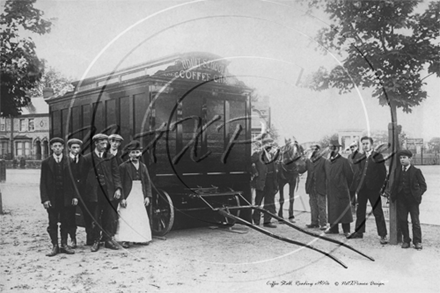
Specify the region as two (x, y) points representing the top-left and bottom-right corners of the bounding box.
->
(83, 133), (122, 252)
(40, 137), (75, 256)
(390, 149), (427, 250)
(325, 139), (353, 236)
(251, 135), (279, 228)
(64, 138), (87, 248)
(348, 136), (388, 244)
(108, 134), (124, 166)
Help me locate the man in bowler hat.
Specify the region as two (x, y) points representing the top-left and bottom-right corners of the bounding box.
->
(83, 133), (122, 252)
(40, 137), (75, 256)
(391, 149), (427, 250)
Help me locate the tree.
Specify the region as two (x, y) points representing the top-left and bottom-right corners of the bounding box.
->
(429, 137), (440, 153)
(27, 64), (74, 98)
(304, 0), (440, 245)
(317, 133), (338, 149)
(0, 0), (52, 116)
(305, 0), (439, 113)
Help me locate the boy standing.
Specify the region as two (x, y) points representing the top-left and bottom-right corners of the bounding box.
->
(391, 150), (427, 250)
(40, 137), (75, 256)
(65, 138), (86, 248)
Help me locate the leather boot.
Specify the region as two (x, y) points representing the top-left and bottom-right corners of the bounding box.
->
(91, 241), (100, 252)
(60, 242), (75, 254)
(46, 244), (59, 257)
(70, 235), (77, 249)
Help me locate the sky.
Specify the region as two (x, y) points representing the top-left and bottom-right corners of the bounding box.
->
(11, 0), (439, 143)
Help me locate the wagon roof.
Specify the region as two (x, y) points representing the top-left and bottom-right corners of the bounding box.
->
(52, 52), (251, 98)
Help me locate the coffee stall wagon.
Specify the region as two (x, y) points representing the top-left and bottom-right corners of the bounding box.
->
(46, 52), (253, 236)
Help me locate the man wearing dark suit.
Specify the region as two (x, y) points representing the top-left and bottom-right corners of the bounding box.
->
(64, 138), (87, 248)
(391, 150), (427, 250)
(305, 144), (328, 230)
(251, 136), (278, 228)
(348, 136), (388, 244)
(83, 133), (122, 252)
(40, 137), (75, 256)
(347, 141), (360, 212)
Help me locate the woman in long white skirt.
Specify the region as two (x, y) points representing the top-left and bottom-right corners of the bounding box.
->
(116, 140), (152, 248)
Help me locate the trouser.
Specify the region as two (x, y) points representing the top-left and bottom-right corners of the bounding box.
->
(65, 205), (77, 240)
(349, 190), (357, 206)
(355, 188), (387, 237)
(253, 176), (276, 224)
(309, 191), (327, 227)
(397, 197), (421, 244)
(328, 223), (350, 234)
(89, 192), (119, 242)
(46, 202), (70, 245)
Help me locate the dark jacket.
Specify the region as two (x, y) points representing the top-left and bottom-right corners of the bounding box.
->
(347, 150), (361, 192)
(83, 151), (122, 202)
(251, 149), (278, 192)
(391, 165), (427, 204)
(119, 160), (152, 200)
(64, 154), (87, 202)
(40, 155), (73, 207)
(305, 155), (327, 195)
(326, 155), (354, 224)
(354, 151), (387, 193)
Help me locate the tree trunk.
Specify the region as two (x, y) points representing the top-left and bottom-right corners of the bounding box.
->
(387, 103), (401, 245)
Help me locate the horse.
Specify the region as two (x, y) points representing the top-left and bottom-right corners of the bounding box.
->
(276, 139), (307, 222)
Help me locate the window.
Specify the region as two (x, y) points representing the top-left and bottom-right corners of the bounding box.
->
(25, 141), (31, 156)
(0, 141), (8, 156)
(16, 141), (23, 156)
(28, 119), (34, 131)
(0, 118), (5, 131)
(20, 119), (26, 132)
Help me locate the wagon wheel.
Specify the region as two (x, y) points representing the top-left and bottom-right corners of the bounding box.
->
(216, 194), (241, 227)
(151, 189), (175, 236)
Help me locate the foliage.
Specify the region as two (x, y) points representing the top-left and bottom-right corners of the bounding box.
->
(0, 0), (52, 116)
(429, 137), (440, 152)
(27, 65), (74, 98)
(305, 0), (440, 113)
(318, 133), (339, 148)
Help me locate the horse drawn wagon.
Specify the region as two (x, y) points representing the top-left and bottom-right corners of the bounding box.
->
(46, 52), (373, 268)
(46, 52), (253, 236)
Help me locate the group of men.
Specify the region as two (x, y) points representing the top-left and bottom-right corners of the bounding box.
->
(250, 135), (427, 250)
(40, 133), (126, 256)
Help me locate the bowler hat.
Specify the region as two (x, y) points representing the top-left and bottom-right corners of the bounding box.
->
(92, 133), (108, 142)
(49, 137), (65, 145)
(123, 140), (142, 153)
(67, 138), (83, 147)
(328, 139), (342, 147)
(398, 149), (413, 158)
(108, 134), (124, 141)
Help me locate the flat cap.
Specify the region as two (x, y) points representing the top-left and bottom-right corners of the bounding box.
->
(49, 137), (65, 145)
(67, 138), (83, 147)
(92, 133), (109, 141)
(108, 134), (124, 141)
(123, 140), (142, 152)
(398, 149), (413, 158)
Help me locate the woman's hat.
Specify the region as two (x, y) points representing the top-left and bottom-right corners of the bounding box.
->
(123, 140), (142, 152)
